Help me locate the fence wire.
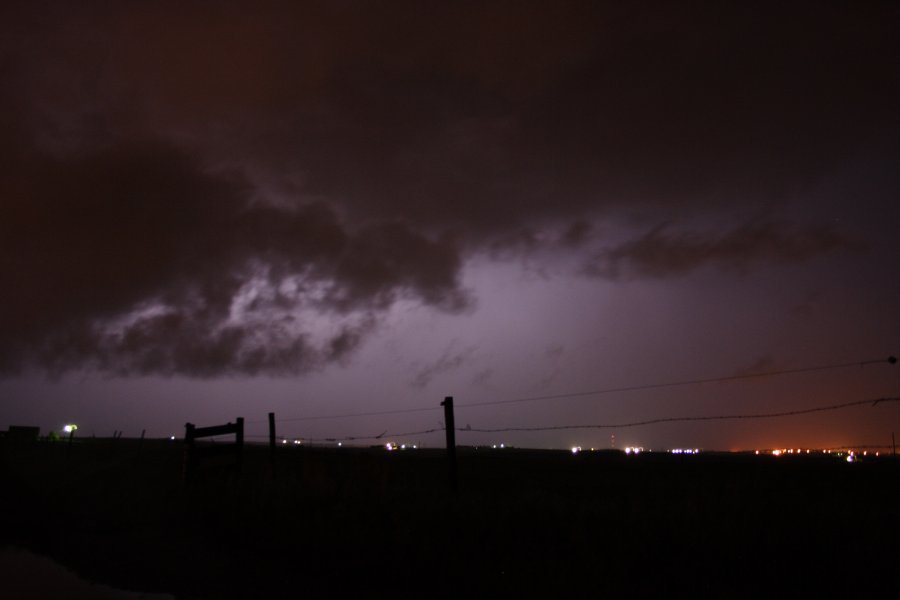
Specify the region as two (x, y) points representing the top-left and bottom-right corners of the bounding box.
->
(248, 396), (899, 445)
(247, 355), (896, 425)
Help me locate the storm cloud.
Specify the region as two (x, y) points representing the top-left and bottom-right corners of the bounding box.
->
(1, 1), (896, 377)
(0, 139), (466, 376)
(586, 220), (854, 279)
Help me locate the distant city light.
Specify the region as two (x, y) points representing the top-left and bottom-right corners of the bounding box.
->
(337, 442), (342, 447)
(625, 446), (643, 455)
(846, 455), (854, 463)
(385, 442), (416, 451)
(772, 450), (782, 456)
(170, 436), (176, 441)
(63, 424), (78, 433)
(571, 446), (581, 454)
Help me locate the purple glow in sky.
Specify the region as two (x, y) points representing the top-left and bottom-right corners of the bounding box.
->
(1, 1), (897, 450)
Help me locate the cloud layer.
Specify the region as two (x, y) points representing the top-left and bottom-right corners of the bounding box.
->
(0, 139), (466, 376)
(1, 1), (895, 376)
(587, 221), (855, 279)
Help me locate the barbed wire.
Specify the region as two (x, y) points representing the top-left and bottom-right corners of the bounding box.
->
(246, 355), (896, 424)
(244, 396), (899, 444)
(454, 357), (896, 410)
(246, 427), (443, 443)
(457, 396), (900, 433)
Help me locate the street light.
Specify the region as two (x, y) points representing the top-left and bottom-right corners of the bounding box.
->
(63, 424), (78, 445)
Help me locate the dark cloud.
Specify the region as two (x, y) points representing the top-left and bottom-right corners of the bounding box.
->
(4, 1), (895, 231)
(1, 1), (896, 377)
(585, 220), (855, 279)
(0, 139), (467, 376)
(410, 343), (478, 389)
(560, 221), (592, 248)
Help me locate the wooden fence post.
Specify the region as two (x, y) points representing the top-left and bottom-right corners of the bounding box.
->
(441, 396), (458, 492)
(184, 422), (196, 482)
(268, 412), (276, 476)
(236, 417), (244, 472)
(183, 419), (244, 483)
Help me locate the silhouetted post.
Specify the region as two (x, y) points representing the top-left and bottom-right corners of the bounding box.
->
(442, 396), (458, 492)
(184, 422), (196, 482)
(236, 417), (244, 472)
(268, 412), (276, 476)
(893, 432), (896, 460)
(67, 428), (75, 447)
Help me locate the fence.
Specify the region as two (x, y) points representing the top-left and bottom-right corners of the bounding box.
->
(38, 355), (896, 490)
(183, 418), (244, 482)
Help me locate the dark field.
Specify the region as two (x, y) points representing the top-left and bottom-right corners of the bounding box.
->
(2, 439), (898, 598)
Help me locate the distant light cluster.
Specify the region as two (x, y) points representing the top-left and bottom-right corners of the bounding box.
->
(760, 448), (877, 460)
(385, 442), (417, 451)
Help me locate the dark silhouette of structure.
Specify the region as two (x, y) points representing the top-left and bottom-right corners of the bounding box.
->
(183, 418), (244, 482)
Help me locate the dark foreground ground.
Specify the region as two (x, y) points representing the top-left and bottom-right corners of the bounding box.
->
(1, 438), (898, 598)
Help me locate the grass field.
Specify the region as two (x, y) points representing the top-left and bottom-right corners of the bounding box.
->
(2, 438), (898, 598)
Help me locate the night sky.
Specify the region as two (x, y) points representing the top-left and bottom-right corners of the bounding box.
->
(2, 1), (897, 451)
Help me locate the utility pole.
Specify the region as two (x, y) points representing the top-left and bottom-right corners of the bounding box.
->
(442, 397), (458, 492)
